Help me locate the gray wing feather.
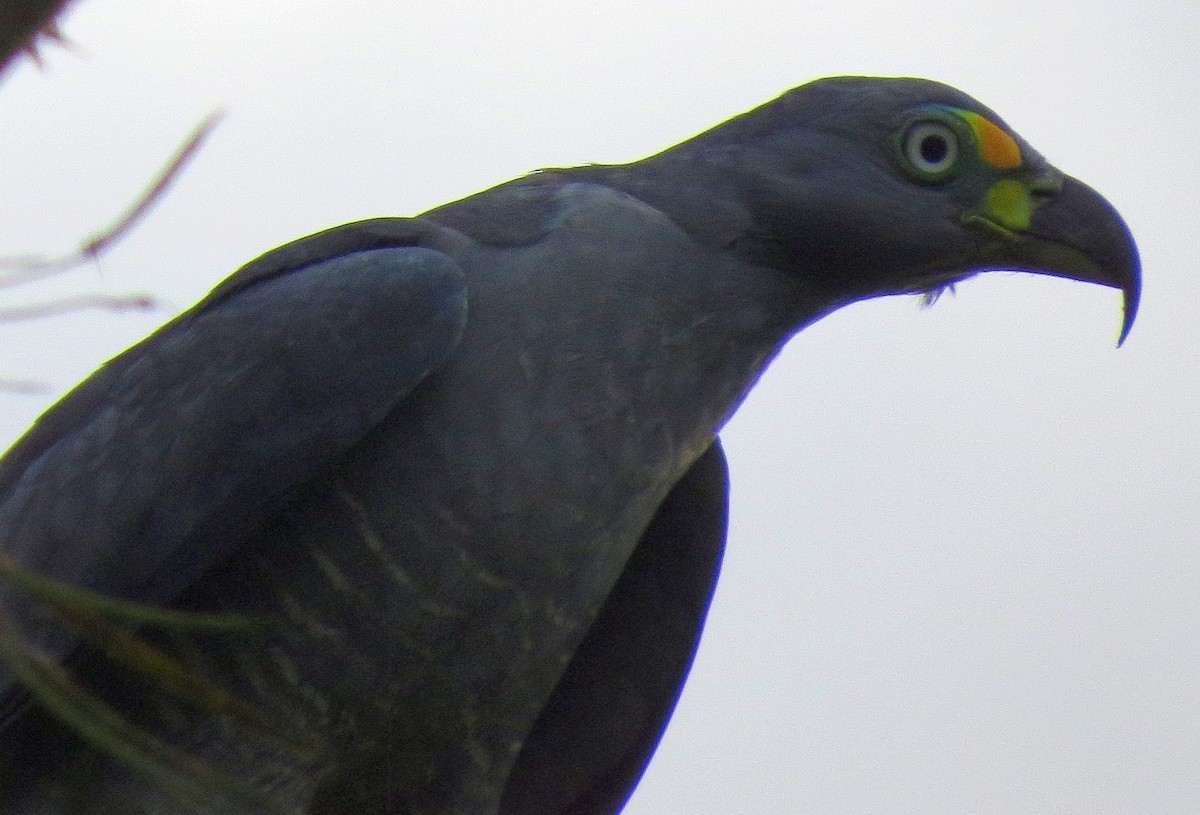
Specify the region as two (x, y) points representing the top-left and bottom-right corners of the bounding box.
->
(0, 238), (468, 719)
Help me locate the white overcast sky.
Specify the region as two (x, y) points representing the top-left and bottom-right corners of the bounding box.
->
(1, 2), (1197, 813)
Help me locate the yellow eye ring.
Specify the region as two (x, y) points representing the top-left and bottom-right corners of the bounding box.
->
(902, 120), (959, 179)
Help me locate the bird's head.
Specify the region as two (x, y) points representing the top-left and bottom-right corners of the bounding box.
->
(708, 76), (1140, 344)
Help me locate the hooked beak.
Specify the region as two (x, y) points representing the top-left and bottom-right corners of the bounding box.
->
(1002, 174), (1141, 346)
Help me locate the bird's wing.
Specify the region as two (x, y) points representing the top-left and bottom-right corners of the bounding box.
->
(500, 441), (729, 815)
(0, 217), (468, 721)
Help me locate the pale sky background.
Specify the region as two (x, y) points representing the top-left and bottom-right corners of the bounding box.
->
(0, 2), (1196, 813)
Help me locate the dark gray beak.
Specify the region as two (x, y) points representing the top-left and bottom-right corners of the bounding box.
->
(1007, 174), (1141, 346)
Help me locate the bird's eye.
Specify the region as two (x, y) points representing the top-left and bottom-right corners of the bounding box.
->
(902, 120), (959, 178)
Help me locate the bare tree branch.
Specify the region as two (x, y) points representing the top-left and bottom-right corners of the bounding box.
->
(1, 86), (216, 392)
(80, 111), (223, 261)
(0, 292), (154, 322)
(0, 111), (223, 289)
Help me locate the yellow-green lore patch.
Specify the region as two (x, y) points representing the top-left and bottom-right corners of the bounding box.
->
(986, 179), (1034, 231)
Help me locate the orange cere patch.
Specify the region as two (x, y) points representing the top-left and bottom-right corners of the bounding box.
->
(960, 110), (1022, 169)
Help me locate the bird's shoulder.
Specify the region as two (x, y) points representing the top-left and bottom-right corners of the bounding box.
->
(424, 166), (751, 253)
(0, 218), (467, 501)
(197, 215), (455, 307)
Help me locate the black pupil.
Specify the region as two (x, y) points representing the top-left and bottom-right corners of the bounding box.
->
(920, 134), (948, 165)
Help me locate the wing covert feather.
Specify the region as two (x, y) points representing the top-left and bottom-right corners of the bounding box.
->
(0, 243), (467, 694)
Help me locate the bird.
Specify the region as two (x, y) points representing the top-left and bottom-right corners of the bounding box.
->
(0, 76), (1139, 815)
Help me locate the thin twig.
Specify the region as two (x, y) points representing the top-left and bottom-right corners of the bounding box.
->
(0, 378), (50, 394)
(0, 110), (223, 289)
(0, 291), (156, 322)
(84, 110), (223, 259)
